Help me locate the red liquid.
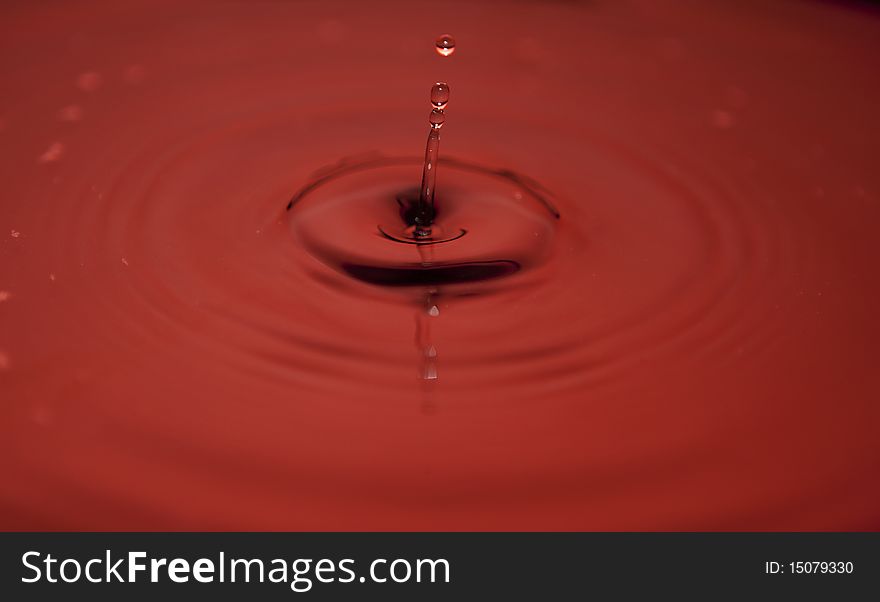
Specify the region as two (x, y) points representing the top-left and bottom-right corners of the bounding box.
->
(1, 0), (879, 530)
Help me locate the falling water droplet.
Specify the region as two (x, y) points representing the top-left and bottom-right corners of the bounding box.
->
(430, 82), (450, 109)
(435, 34), (455, 56)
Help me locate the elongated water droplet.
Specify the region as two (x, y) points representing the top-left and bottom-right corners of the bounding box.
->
(435, 34), (455, 56)
(430, 82), (450, 109)
(415, 82), (451, 236)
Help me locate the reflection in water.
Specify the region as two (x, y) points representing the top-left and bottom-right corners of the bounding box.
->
(0, 0), (878, 530)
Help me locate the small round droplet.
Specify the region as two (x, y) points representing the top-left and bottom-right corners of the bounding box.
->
(711, 109), (734, 129)
(38, 142), (64, 164)
(430, 82), (450, 109)
(435, 34), (455, 57)
(429, 109), (445, 129)
(76, 71), (102, 92)
(57, 105), (83, 122)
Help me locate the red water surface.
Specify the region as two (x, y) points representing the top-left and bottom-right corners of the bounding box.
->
(1, 0), (879, 530)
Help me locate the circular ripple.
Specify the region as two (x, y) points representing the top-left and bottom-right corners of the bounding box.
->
(286, 155), (559, 287)
(35, 108), (792, 405)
